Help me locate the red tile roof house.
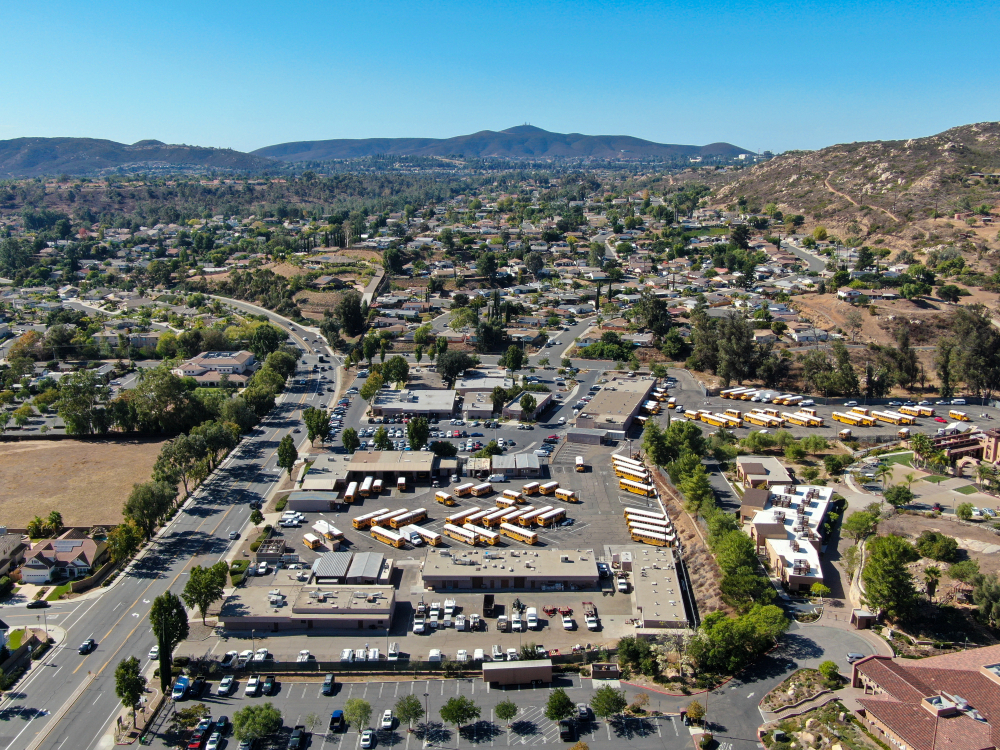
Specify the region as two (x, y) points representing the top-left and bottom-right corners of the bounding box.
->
(852, 645), (1000, 750)
(19, 530), (108, 585)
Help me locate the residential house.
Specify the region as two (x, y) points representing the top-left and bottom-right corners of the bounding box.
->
(0, 532), (27, 577)
(20, 530), (108, 584)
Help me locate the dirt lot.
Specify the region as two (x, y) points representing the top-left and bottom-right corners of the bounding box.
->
(882, 511), (1000, 570)
(0, 439), (165, 528)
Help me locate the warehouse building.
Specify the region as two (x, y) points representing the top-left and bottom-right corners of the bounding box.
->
(346, 552), (390, 585)
(491, 452), (542, 478)
(310, 552), (353, 584)
(573, 376), (655, 437)
(420, 547), (599, 591)
(219, 583), (395, 632)
(371, 389), (457, 419)
(346, 451), (438, 484)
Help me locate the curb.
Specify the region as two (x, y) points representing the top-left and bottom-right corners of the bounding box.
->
(25, 673), (95, 750)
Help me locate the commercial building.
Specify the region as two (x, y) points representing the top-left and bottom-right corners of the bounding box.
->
(502, 391), (553, 420)
(747, 484), (833, 592)
(346, 552), (390, 585)
(421, 547), (600, 591)
(738, 487), (771, 523)
(171, 350), (256, 386)
(310, 552), (353, 584)
(611, 546), (690, 629)
(491, 452), (542, 478)
(566, 428), (609, 445)
(299, 454), (350, 493)
(346, 451), (437, 484)
(454, 371), (513, 397)
(371, 389), (457, 419)
(735, 456), (793, 488)
(852, 644), (1000, 750)
(286, 490), (342, 512)
(219, 583), (395, 632)
(573, 376), (655, 437)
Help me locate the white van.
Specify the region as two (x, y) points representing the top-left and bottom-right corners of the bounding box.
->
(488, 474), (507, 483)
(428, 649), (443, 662)
(340, 648), (353, 662)
(953, 399), (967, 405)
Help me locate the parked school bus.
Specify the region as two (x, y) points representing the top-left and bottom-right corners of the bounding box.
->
(359, 476), (374, 497)
(898, 405), (923, 418)
(465, 509), (492, 525)
(575, 456), (585, 472)
(303, 533), (322, 550)
(667, 397), (677, 409)
(352, 508), (390, 529)
(390, 508), (427, 529)
(442, 524), (478, 546)
(519, 506), (552, 526)
(539, 482), (559, 495)
(471, 483), (492, 497)
(445, 508), (478, 525)
(521, 482), (540, 496)
(917, 406), (935, 417)
(832, 411), (862, 426)
(684, 409), (701, 421)
(626, 514), (672, 530)
(619, 478), (656, 497)
(898, 428), (911, 440)
(537, 508), (566, 526)
(949, 410), (970, 421)
(372, 508), (409, 527)
(743, 412), (773, 427)
(793, 411), (824, 426)
(724, 408), (743, 421)
(371, 526), (406, 548)
(502, 489), (524, 503)
(720, 387), (745, 399)
(501, 507), (529, 524)
(407, 524), (442, 546)
(613, 455), (645, 470)
(481, 509), (507, 527)
(782, 412), (811, 427)
(498, 523), (538, 545)
(554, 488), (578, 503)
(849, 406), (872, 417)
(435, 491), (456, 506)
(784, 396), (803, 408)
(396, 477), (406, 492)
(629, 527), (673, 547)
(838, 428), (853, 440)
(614, 464), (649, 482)
(623, 507), (668, 522)
(495, 495), (518, 510)
(344, 482), (358, 503)
(466, 524), (498, 545)
(700, 412), (727, 427)
(454, 483), (474, 497)
(372, 479), (383, 495)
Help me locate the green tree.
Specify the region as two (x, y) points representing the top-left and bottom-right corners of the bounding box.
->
(914, 531), (958, 562)
(123, 481), (177, 540)
(181, 562), (229, 624)
(56, 370), (109, 434)
(303, 407), (331, 445)
(26, 515), (44, 538)
(114, 656), (146, 727)
(383, 355), (410, 384)
(107, 522), (143, 564)
(360, 372), (384, 406)
(45, 510), (63, 536)
(956, 502), (974, 521)
(883, 484), (914, 511)
(342, 427), (361, 454)
(335, 292), (366, 337)
(233, 702), (283, 743)
(842, 511), (879, 545)
(248, 323), (286, 358)
(277, 434), (298, 476)
(250, 509), (264, 529)
(863, 534), (919, 621)
(544, 688), (575, 721)
(373, 426), (393, 451)
(344, 698), (373, 731)
(678, 464), (714, 513)
(149, 591), (189, 693)
(407, 416), (430, 450)
(495, 699), (519, 727)
(440, 696), (481, 729)
(519, 393), (537, 421)
(685, 700), (705, 724)
(590, 685), (628, 721)
(818, 660), (840, 686)
(436, 350), (476, 387)
(501, 345), (525, 372)
(395, 694), (425, 733)
(154, 434), (209, 496)
(810, 583), (832, 600)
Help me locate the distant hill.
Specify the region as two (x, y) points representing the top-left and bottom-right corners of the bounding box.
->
(253, 125), (752, 162)
(0, 137), (273, 178)
(713, 122), (1000, 243)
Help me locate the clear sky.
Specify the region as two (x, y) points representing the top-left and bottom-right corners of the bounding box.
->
(4, 0), (998, 154)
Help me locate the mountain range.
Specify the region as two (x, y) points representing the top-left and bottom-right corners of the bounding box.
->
(252, 125), (752, 162)
(0, 126), (751, 177)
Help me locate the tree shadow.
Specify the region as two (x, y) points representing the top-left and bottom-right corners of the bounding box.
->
(510, 719), (539, 737)
(459, 720), (503, 744)
(415, 720), (452, 745)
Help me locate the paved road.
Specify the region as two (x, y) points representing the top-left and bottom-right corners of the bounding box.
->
(0, 359), (327, 750)
(778, 240), (826, 273)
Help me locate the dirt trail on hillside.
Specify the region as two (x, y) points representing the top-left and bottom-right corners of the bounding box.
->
(825, 171), (901, 224)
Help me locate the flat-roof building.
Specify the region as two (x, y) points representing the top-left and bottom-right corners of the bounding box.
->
(573, 376), (655, 437)
(346, 451), (438, 483)
(371, 389), (457, 418)
(609, 545), (690, 629)
(748, 484), (833, 592)
(219, 583), (395, 632)
(346, 552), (388, 585)
(491, 452), (542, 478)
(311, 552), (353, 584)
(287, 490), (342, 512)
(735, 456), (793, 488)
(421, 547), (599, 591)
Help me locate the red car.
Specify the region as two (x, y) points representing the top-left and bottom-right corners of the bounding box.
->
(935, 417), (948, 423)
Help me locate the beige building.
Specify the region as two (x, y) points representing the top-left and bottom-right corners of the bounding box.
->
(171, 350), (257, 385)
(421, 547), (600, 591)
(573, 376), (655, 437)
(219, 583), (395, 632)
(735, 456), (793, 488)
(748, 484), (833, 592)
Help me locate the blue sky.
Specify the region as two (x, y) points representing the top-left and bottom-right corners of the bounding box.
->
(4, 0), (997, 154)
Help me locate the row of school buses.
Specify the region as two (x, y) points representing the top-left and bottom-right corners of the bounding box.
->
(612, 454), (679, 547)
(684, 406), (826, 430)
(344, 475), (407, 503)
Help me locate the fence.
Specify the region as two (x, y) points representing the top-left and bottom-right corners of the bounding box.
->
(71, 559), (120, 593)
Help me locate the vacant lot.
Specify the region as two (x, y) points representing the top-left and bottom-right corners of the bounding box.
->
(0, 439), (165, 528)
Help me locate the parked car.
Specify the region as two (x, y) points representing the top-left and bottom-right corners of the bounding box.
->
(558, 719), (576, 741)
(381, 710), (394, 729)
(329, 710), (345, 732)
(262, 674), (277, 695)
(217, 675), (234, 695)
(323, 673), (336, 695)
(846, 652), (866, 663)
(360, 729), (376, 748)
(244, 675), (260, 696)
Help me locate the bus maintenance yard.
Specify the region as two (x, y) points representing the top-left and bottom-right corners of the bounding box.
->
(186, 440), (690, 664)
(661, 378), (999, 441)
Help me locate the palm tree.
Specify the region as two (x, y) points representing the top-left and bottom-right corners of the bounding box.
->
(910, 433), (933, 468)
(46, 511), (63, 536)
(924, 566), (941, 600)
(930, 451), (949, 477)
(976, 463), (996, 490)
(876, 464), (894, 490)
(903, 472), (917, 492)
(27, 516), (45, 539)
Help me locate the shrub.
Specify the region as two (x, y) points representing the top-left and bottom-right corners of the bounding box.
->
(250, 541), (261, 552)
(173, 656), (190, 667)
(914, 530), (959, 562)
(275, 498), (288, 512)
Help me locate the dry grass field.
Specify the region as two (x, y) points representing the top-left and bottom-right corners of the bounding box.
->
(0, 439), (165, 528)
